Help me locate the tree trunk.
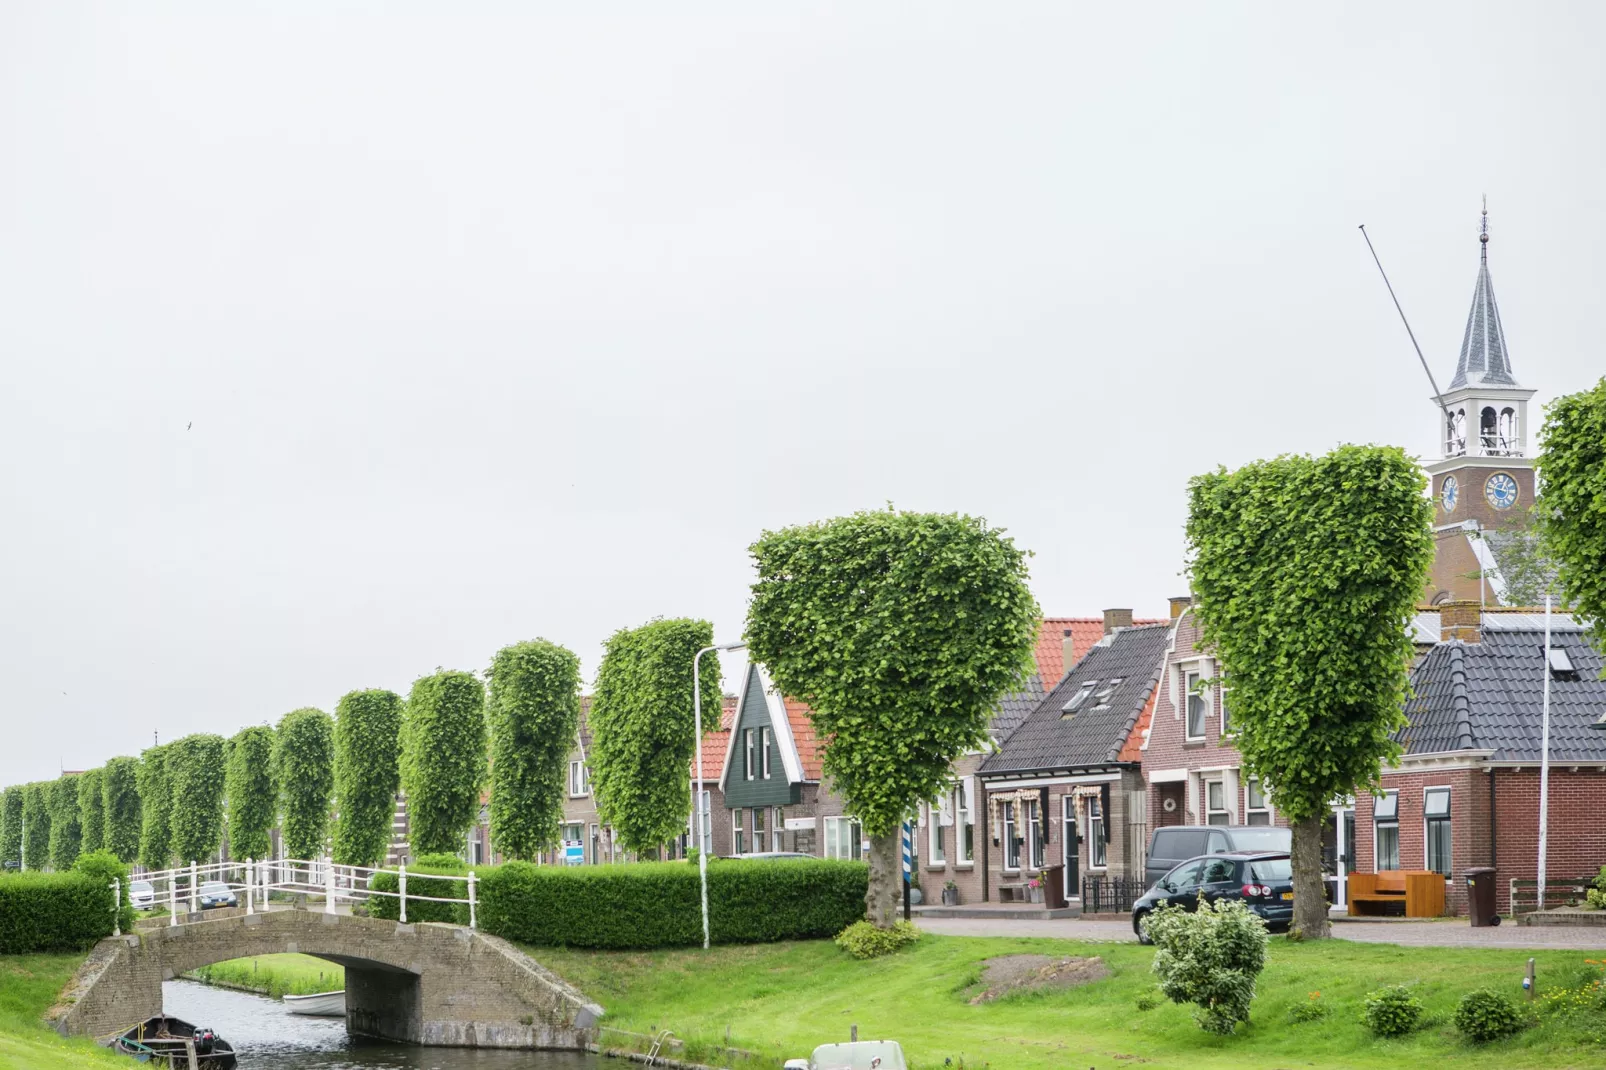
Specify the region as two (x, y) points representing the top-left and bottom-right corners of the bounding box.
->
(865, 829), (901, 928)
(1289, 813), (1330, 940)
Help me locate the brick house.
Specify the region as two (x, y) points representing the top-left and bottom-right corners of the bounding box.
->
(977, 611), (1169, 907)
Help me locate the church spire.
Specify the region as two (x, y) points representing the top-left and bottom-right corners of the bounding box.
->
(1449, 198), (1518, 389)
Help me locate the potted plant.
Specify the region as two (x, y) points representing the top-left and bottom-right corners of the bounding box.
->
(908, 870), (923, 906)
(1028, 877), (1043, 904)
(942, 880), (960, 906)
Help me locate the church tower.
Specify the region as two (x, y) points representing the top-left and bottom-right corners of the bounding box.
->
(1424, 204), (1538, 605)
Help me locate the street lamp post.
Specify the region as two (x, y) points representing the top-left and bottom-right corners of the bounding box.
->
(693, 641), (745, 950)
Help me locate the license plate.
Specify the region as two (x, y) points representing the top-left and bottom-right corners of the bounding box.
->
(1281, 892), (1294, 900)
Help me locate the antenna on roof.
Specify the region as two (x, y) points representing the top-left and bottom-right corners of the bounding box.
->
(1358, 223), (1451, 419)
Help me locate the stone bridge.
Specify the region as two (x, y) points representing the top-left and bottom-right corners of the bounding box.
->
(50, 908), (604, 1049)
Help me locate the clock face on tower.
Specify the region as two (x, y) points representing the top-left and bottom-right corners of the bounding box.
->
(1485, 472), (1519, 511)
(1441, 475), (1458, 512)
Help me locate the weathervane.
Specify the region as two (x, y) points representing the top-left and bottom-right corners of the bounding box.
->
(1481, 195), (1489, 263)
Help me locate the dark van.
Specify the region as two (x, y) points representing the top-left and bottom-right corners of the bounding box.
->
(1144, 825), (1291, 886)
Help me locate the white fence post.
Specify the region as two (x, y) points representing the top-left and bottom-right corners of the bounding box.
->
(468, 871), (477, 930)
(245, 858), (254, 915)
(169, 870), (178, 928)
(398, 865), (407, 924)
(189, 861), (198, 914)
(325, 856), (336, 915)
(111, 879), (121, 937)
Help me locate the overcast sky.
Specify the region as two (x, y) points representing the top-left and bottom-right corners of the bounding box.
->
(2, 3), (1600, 785)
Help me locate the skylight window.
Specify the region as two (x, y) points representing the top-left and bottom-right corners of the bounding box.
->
(1092, 678), (1124, 707)
(1547, 646), (1579, 681)
(1062, 682), (1097, 717)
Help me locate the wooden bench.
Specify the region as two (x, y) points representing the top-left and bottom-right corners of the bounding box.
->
(997, 882), (1030, 903)
(1347, 871), (1445, 917)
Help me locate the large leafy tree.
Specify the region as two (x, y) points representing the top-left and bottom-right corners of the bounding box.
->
(225, 726), (277, 861)
(401, 671), (487, 856)
(590, 619), (720, 857)
(137, 745), (173, 870)
(1186, 446), (1433, 939)
(487, 640), (583, 860)
(21, 782), (51, 870)
(167, 734), (228, 865)
(275, 709), (335, 860)
(47, 774), (83, 871)
(746, 509), (1039, 926)
(332, 689), (404, 866)
(101, 756), (143, 863)
(0, 786), (23, 869)
(76, 768), (106, 855)
(1537, 376), (1606, 648)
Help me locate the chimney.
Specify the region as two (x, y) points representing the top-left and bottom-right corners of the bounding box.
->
(1103, 608), (1133, 636)
(1440, 600), (1482, 644)
(1169, 596), (1192, 620)
(1061, 628), (1075, 672)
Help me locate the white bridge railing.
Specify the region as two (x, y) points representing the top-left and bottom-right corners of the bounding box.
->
(131, 858), (477, 929)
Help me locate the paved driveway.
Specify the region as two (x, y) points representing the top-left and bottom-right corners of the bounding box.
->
(916, 915), (1606, 950)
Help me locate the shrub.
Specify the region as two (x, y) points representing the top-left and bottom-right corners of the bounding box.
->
(1134, 991), (1160, 1012)
(137, 745), (173, 870)
(276, 709), (335, 859)
(22, 782), (52, 870)
(101, 757), (142, 863)
(76, 768), (106, 855)
(47, 774), (83, 870)
(1289, 990), (1330, 1023)
(478, 858), (868, 949)
(225, 726), (277, 862)
(332, 689), (404, 867)
(0, 871), (116, 952)
(1455, 988), (1524, 1043)
(167, 734), (227, 865)
(0, 786), (22, 869)
(1362, 985), (1424, 1037)
(1147, 898), (1268, 1035)
(72, 850), (135, 934)
(487, 641), (581, 861)
(400, 671), (487, 855)
(369, 852), (469, 924)
(835, 920), (919, 959)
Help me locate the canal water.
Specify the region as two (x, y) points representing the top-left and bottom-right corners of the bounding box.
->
(163, 980), (603, 1070)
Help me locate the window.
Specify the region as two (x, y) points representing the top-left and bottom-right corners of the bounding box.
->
(568, 760), (589, 797)
(772, 808), (784, 852)
(957, 780), (974, 864)
(1092, 678), (1124, 708)
(824, 816), (861, 860)
(1185, 670), (1208, 739)
(1023, 800), (1042, 869)
(733, 808), (746, 856)
(1002, 802), (1019, 870)
(1163, 859), (1203, 892)
(752, 806), (766, 850)
(1063, 681), (1097, 716)
(1061, 795), (1077, 871)
(1548, 646), (1579, 681)
(744, 729), (755, 781)
(928, 794), (947, 864)
(1245, 778), (1271, 826)
(1205, 780), (1229, 826)
(760, 726), (772, 778)
(1374, 791), (1399, 872)
(1221, 689), (1232, 735)
(588, 823), (600, 865)
(698, 790), (712, 854)
(1087, 796), (1106, 868)
(1201, 857), (1237, 885)
(1425, 788), (1451, 876)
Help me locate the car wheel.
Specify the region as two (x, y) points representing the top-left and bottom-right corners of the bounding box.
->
(1134, 910), (1153, 945)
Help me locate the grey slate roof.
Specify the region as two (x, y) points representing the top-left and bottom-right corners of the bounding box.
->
(981, 624), (1170, 776)
(1449, 255), (1518, 389)
(1400, 624), (1606, 761)
(989, 673), (1046, 741)
(1409, 609), (1580, 645)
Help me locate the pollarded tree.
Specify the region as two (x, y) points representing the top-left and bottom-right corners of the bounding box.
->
(589, 619), (720, 857)
(275, 709), (335, 860)
(488, 640), (582, 860)
(332, 690), (404, 866)
(0, 786), (23, 869)
(225, 726), (277, 862)
(400, 671), (487, 856)
(47, 774), (83, 871)
(1537, 376), (1606, 649)
(167, 734), (228, 865)
(77, 768), (106, 855)
(746, 510), (1039, 926)
(102, 756), (142, 864)
(1186, 445), (1434, 940)
(137, 745), (173, 870)
(22, 783), (51, 870)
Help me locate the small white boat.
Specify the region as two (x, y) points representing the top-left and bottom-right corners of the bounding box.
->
(784, 1041), (907, 1070)
(283, 990), (346, 1016)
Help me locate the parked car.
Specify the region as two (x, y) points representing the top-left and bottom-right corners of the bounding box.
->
(129, 880), (155, 909)
(197, 881), (238, 909)
(1132, 852), (1293, 943)
(784, 1040), (906, 1070)
(723, 852), (813, 861)
(1144, 825), (1291, 886)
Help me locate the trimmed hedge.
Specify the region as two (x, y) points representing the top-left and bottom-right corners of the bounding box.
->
(0, 870), (117, 952)
(368, 853), (469, 925)
(477, 859), (868, 949)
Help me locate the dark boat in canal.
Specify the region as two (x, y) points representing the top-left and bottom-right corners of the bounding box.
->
(115, 1014), (238, 1069)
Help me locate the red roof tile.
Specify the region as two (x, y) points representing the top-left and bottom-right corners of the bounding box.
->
(693, 700), (738, 780)
(1117, 685), (1159, 763)
(783, 698), (825, 780)
(1036, 617), (1164, 687)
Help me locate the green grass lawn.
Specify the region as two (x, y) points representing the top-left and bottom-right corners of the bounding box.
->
(536, 933), (1606, 1070)
(185, 953), (344, 999)
(0, 955), (123, 1070)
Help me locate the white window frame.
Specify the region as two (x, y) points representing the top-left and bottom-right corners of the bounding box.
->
(751, 806), (766, 849)
(824, 816), (860, 861)
(744, 729), (755, 781)
(1245, 777), (1272, 825)
(698, 790), (712, 854)
(1205, 779), (1229, 826)
(956, 779), (974, 865)
(1220, 687), (1233, 736)
(772, 807), (784, 852)
(1373, 790), (1400, 872)
(568, 760), (589, 798)
(1024, 799), (1042, 870)
(1423, 786), (1452, 877)
(760, 726), (771, 779)
(928, 796), (946, 865)
(1061, 795), (1077, 872)
(1087, 795), (1106, 869)
(732, 807), (746, 856)
(588, 823), (600, 865)
(1184, 670), (1209, 741)
(1002, 802), (1019, 872)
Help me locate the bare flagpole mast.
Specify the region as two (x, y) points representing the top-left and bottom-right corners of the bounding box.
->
(1358, 223), (1452, 423)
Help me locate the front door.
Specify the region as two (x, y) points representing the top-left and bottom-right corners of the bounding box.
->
(1321, 801), (1355, 908)
(1061, 795), (1080, 900)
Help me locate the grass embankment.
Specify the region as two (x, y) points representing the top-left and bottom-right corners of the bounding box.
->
(538, 933), (1606, 1070)
(0, 954), (122, 1070)
(185, 953), (344, 999)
